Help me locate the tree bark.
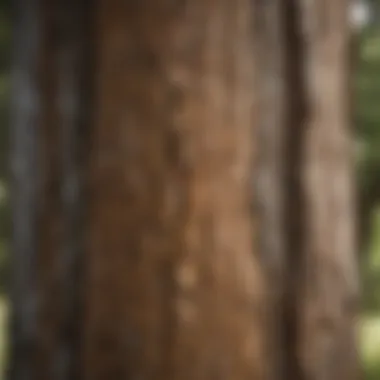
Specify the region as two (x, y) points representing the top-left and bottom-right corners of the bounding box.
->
(83, 1), (266, 380)
(8, 1), (360, 380)
(9, 1), (93, 379)
(254, 1), (287, 379)
(9, 0), (42, 378)
(255, 1), (360, 379)
(296, 1), (360, 379)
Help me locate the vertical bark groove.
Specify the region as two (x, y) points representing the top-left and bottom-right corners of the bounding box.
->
(53, 1), (94, 379)
(9, 1), (94, 379)
(282, 1), (308, 379)
(9, 1), (42, 379)
(254, 1), (287, 379)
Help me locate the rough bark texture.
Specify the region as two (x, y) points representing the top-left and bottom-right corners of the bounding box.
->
(83, 1), (266, 380)
(254, 1), (286, 380)
(8, 1), (359, 380)
(297, 1), (360, 379)
(9, 1), (92, 380)
(9, 0), (41, 379)
(255, 1), (360, 380)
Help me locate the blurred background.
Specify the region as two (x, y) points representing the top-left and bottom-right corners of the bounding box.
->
(0, 0), (9, 374)
(353, 1), (380, 379)
(0, 0), (380, 378)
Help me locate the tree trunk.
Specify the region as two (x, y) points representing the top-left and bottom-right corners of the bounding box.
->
(296, 1), (360, 379)
(8, 1), (359, 380)
(9, 1), (93, 379)
(255, 1), (360, 379)
(10, 1), (267, 380)
(9, 0), (41, 378)
(83, 1), (266, 380)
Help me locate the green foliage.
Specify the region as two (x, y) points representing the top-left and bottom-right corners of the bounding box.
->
(361, 208), (380, 312)
(361, 316), (380, 380)
(355, 24), (380, 380)
(356, 31), (380, 187)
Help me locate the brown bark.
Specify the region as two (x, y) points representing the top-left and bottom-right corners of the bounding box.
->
(255, 1), (360, 379)
(83, 1), (265, 380)
(296, 1), (360, 379)
(36, 2), (60, 378)
(8, 1), (360, 380)
(254, 1), (287, 379)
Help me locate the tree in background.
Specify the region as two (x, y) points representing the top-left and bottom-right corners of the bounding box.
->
(8, 1), (359, 380)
